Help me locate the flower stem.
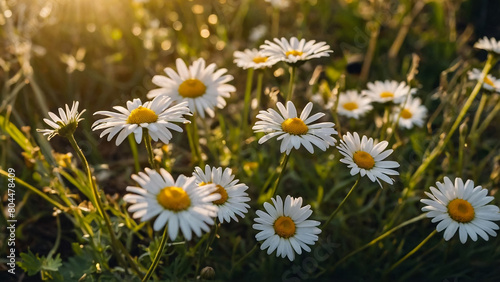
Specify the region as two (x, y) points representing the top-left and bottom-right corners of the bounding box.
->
(186, 114), (204, 167)
(286, 66), (296, 101)
(255, 71), (264, 111)
(67, 134), (142, 277)
(322, 175), (361, 230)
(128, 134), (141, 173)
(269, 153), (291, 198)
(409, 54), (496, 189)
(143, 128), (157, 170)
(241, 68), (254, 135)
(142, 226), (169, 282)
(387, 229), (437, 273)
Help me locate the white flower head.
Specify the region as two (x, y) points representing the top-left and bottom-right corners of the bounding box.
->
(147, 58), (236, 118)
(253, 101), (338, 155)
(233, 48), (279, 70)
(474, 37), (500, 54)
(362, 80), (416, 104)
(393, 96), (427, 129)
(421, 177), (500, 244)
(37, 101), (85, 140)
(92, 95), (191, 146)
(123, 168), (220, 241)
(260, 37), (333, 66)
(193, 165), (251, 224)
(253, 195), (321, 261)
(334, 90), (373, 119)
(337, 132), (400, 187)
(467, 68), (500, 92)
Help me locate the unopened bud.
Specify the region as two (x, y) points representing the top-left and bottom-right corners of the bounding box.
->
(200, 266), (215, 280)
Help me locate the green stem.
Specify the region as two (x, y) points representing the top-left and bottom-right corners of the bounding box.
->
(269, 153), (291, 198)
(128, 134), (141, 173)
(475, 97), (500, 135)
(67, 134), (142, 277)
(0, 169), (65, 210)
(321, 175), (360, 229)
(387, 229), (437, 273)
(271, 8), (280, 37)
(142, 226), (169, 282)
(286, 66), (296, 101)
(241, 68), (254, 135)
(379, 106), (390, 140)
(143, 129), (157, 169)
(233, 244), (259, 269)
(470, 94), (487, 134)
(330, 79), (343, 137)
(255, 71), (264, 111)
(409, 54), (496, 189)
(186, 114), (204, 167)
(320, 213), (426, 278)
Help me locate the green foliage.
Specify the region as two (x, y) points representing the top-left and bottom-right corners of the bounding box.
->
(18, 249), (62, 280)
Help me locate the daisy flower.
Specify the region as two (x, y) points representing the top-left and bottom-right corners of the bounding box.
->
(421, 177), (500, 244)
(193, 165), (251, 224)
(253, 195), (321, 261)
(123, 168), (220, 241)
(393, 96), (427, 129)
(253, 101), (337, 155)
(467, 68), (500, 92)
(233, 48), (279, 70)
(92, 95), (191, 146)
(362, 80), (416, 104)
(337, 132), (399, 186)
(260, 37), (332, 65)
(147, 58), (236, 118)
(333, 90), (373, 119)
(37, 101), (85, 140)
(474, 36), (500, 54)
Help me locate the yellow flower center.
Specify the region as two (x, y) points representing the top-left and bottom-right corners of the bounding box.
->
(127, 106), (158, 124)
(156, 186), (191, 211)
(285, 50), (303, 57)
(281, 118), (308, 135)
(199, 182), (228, 205)
(342, 102), (359, 111)
(400, 108), (413, 119)
(447, 199), (475, 223)
(353, 151), (375, 169)
(178, 78), (207, 98)
(484, 76), (495, 87)
(252, 56), (268, 64)
(274, 216), (296, 238)
(380, 91), (394, 99)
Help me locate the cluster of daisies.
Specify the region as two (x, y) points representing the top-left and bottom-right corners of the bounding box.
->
(37, 36), (500, 265)
(311, 80), (428, 130)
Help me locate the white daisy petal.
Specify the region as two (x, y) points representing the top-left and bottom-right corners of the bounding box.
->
(123, 168), (219, 241)
(421, 177), (500, 244)
(253, 195), (321, 261)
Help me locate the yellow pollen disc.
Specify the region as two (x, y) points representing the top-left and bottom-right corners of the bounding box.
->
(448, 199), (475, 223)
(212, 185), (229, 205)
(157, 186), (191, 211)
(199, 181), (228, 205)
(342, 102), (359, 111)
(380, 91), (394, 98)
(400, 108), (413, 119)
(353, 151), (375, 169)
(252, 56), (268, 64)
(274, 216), (296, 238)
(285, 50), (303, 57)
(484, 77), (495, 87)
(281, 118), (308, 135)
(127, 106), (158, 124)
(178, 78), (207, 98)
